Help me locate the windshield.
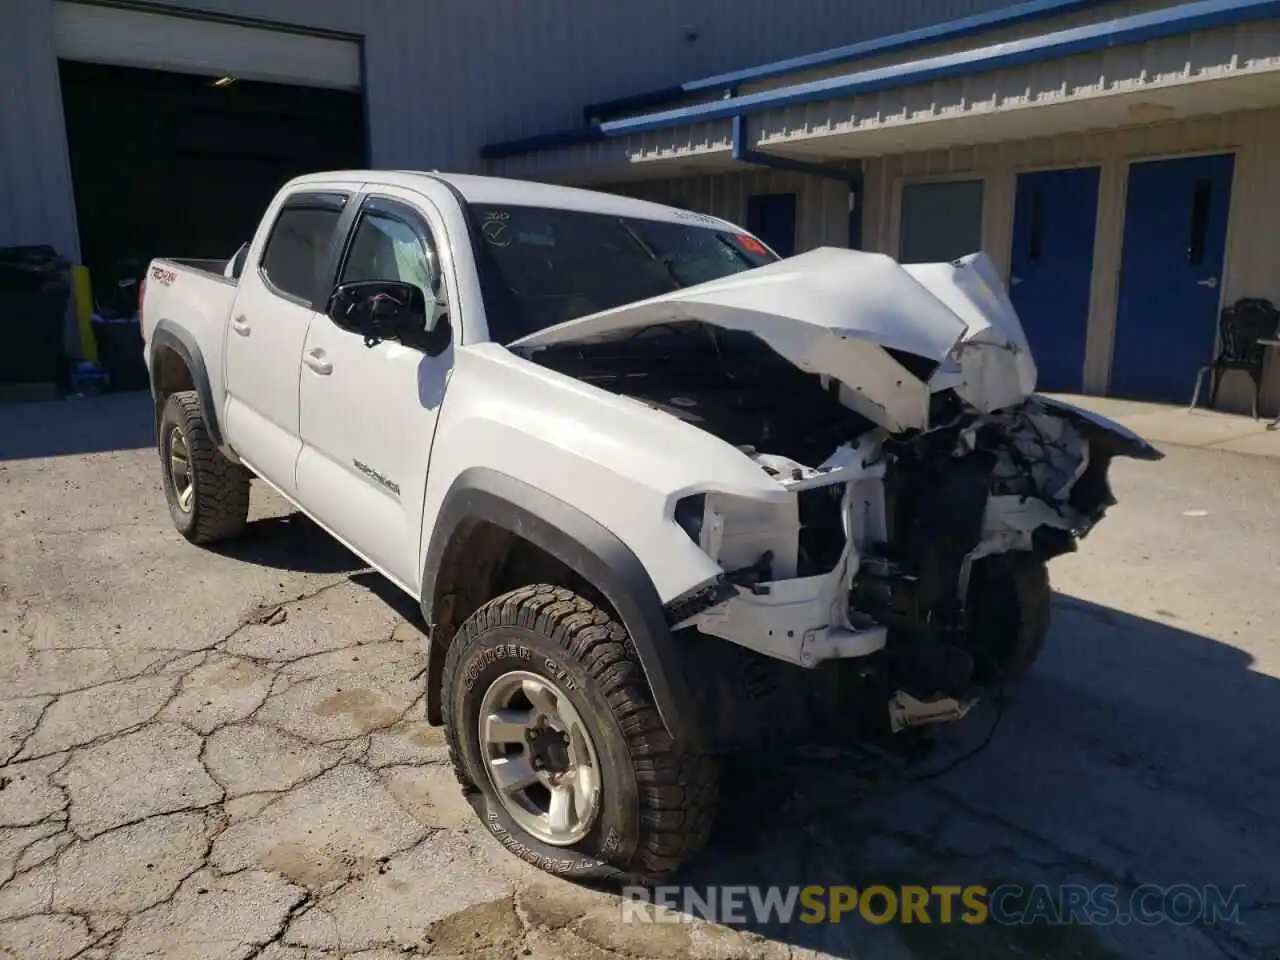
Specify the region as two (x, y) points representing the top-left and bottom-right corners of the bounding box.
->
(466, 203), (778, 343)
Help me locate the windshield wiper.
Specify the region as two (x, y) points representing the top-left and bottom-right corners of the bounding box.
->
(618, 220), (684, 290)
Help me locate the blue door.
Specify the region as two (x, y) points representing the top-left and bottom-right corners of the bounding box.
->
(747, 193), (797, 258)
(1112, 154), (1234, 401)
(1008, 167), (1100, 392)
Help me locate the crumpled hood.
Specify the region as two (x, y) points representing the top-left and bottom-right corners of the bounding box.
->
(510, 247), (1037, 432)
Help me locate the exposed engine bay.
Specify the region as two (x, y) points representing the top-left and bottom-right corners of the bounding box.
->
(515, 248), (1162, 743)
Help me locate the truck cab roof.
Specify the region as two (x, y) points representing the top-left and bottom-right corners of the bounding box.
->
(280, 169), (743, 232)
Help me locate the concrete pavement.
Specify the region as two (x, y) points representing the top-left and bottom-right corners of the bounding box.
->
(1042, 392), (1280, 459)
(0, 391), (1277, 959)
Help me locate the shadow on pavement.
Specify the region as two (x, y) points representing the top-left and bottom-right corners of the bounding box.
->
(222, 507), (1277, 957)
(641, 595), (1278, 959)
(211, 513), (365, 576)
(217, 517), (426, 623)
(350, 569), (428, 626)
(0, 390), (155, 461)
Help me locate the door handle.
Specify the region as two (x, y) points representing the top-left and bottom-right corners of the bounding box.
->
(230, 315), (251, 336)
(303, 349), (332, 375)
(1196, 277), (1219, 289)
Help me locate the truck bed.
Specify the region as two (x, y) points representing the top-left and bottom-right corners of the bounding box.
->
(141, 256), (242, 430)
(164, 256), (237, 277)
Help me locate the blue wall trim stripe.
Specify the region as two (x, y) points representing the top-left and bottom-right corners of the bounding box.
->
(583, 0), (1109, 123)
(484, 0), (1280, 160)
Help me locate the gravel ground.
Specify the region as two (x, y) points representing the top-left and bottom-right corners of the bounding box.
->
(0, 392), (1277, 960)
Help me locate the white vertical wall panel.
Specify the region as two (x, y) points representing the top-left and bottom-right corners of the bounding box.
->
(0, 0), (78, 258)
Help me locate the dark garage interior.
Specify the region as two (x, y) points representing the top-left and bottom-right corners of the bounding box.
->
(59, 60), (366, 315)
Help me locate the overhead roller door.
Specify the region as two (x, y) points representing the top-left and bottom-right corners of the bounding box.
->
(53, 2), (361, 91)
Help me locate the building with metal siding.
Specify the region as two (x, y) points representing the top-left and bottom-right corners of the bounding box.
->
(483, 0), (1280, 416)
(3, 0), (1279, 415)
(0, 0), (1028, 260)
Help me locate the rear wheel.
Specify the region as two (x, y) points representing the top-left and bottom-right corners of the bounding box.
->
(442, 584), (718, 884)
(966, 554), (1052, 683)
(158, 390), (250, 544)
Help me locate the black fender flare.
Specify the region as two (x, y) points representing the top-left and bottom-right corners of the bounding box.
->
(148, 320), (228, 453)
(420, 467), (702, 749)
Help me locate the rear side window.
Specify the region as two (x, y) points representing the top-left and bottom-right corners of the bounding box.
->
(259, 202), (344, 303)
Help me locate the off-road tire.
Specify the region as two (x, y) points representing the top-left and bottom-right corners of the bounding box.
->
(158, 390), (250, 544)
(966, 553), (1052, 683)
(442, 584), (718, 885)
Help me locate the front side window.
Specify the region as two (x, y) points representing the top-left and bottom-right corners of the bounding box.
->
(466, 204), (776, 344)
(340, 208), (436, 306)
(259, 203), (343, 302)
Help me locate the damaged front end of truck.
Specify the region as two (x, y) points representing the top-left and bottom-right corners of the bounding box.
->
(512, 247), (1162, 747)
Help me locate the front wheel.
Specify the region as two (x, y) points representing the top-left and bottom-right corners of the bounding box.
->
(442, 584), (718, 884)
(965, 554), (1052, 684)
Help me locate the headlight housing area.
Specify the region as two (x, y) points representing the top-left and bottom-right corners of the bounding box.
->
(673, 493), (706, 545)
(670, 491), (801, 579)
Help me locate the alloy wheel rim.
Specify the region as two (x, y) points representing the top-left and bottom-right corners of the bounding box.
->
(477, 669), (602, 846)
(168, 426), (194, 513)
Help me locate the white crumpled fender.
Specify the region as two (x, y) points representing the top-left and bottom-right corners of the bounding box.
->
(511, 247), (1038, 433)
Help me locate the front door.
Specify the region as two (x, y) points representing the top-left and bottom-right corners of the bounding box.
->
(1008, 167), (1100, 393)
(746, 193), (797, 258)
(295, 190), (452, 589)
(1112, 153), (1234, 401)
(223, 189), (352, 493)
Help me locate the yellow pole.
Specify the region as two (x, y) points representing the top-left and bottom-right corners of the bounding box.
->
(71, 265), (98, 364)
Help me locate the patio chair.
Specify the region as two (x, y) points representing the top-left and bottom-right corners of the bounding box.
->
(1189, 297), (1280, 420)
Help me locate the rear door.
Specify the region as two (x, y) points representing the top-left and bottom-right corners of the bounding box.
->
(295, 188), (455, 588)
(222, 188), (355, 493)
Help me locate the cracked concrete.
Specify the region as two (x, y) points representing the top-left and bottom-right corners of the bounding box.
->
(161, 658), (275, 735)
(56, 723), (223, 839)
(1, 395), (1278, 959)
(19, 675), (177, 759)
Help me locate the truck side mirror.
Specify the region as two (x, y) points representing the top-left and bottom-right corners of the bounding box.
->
(327, 280), (449, 355)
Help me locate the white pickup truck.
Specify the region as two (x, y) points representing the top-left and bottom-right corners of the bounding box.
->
(141, 170), (1160, 883)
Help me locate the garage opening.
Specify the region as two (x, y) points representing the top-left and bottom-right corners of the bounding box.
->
(60, 60), (365, 309)
(53, 0), (365, 386)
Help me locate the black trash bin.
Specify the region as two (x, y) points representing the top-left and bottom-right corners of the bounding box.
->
(93, 317), (149, 392)
(0, 245), (71, 385)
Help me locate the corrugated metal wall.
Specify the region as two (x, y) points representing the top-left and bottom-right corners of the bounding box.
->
(1, 0), (1032, 256)
(409, 0), (1032, 150)
(739, 0), (1178, 95)
(0, 0), (79, 259)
